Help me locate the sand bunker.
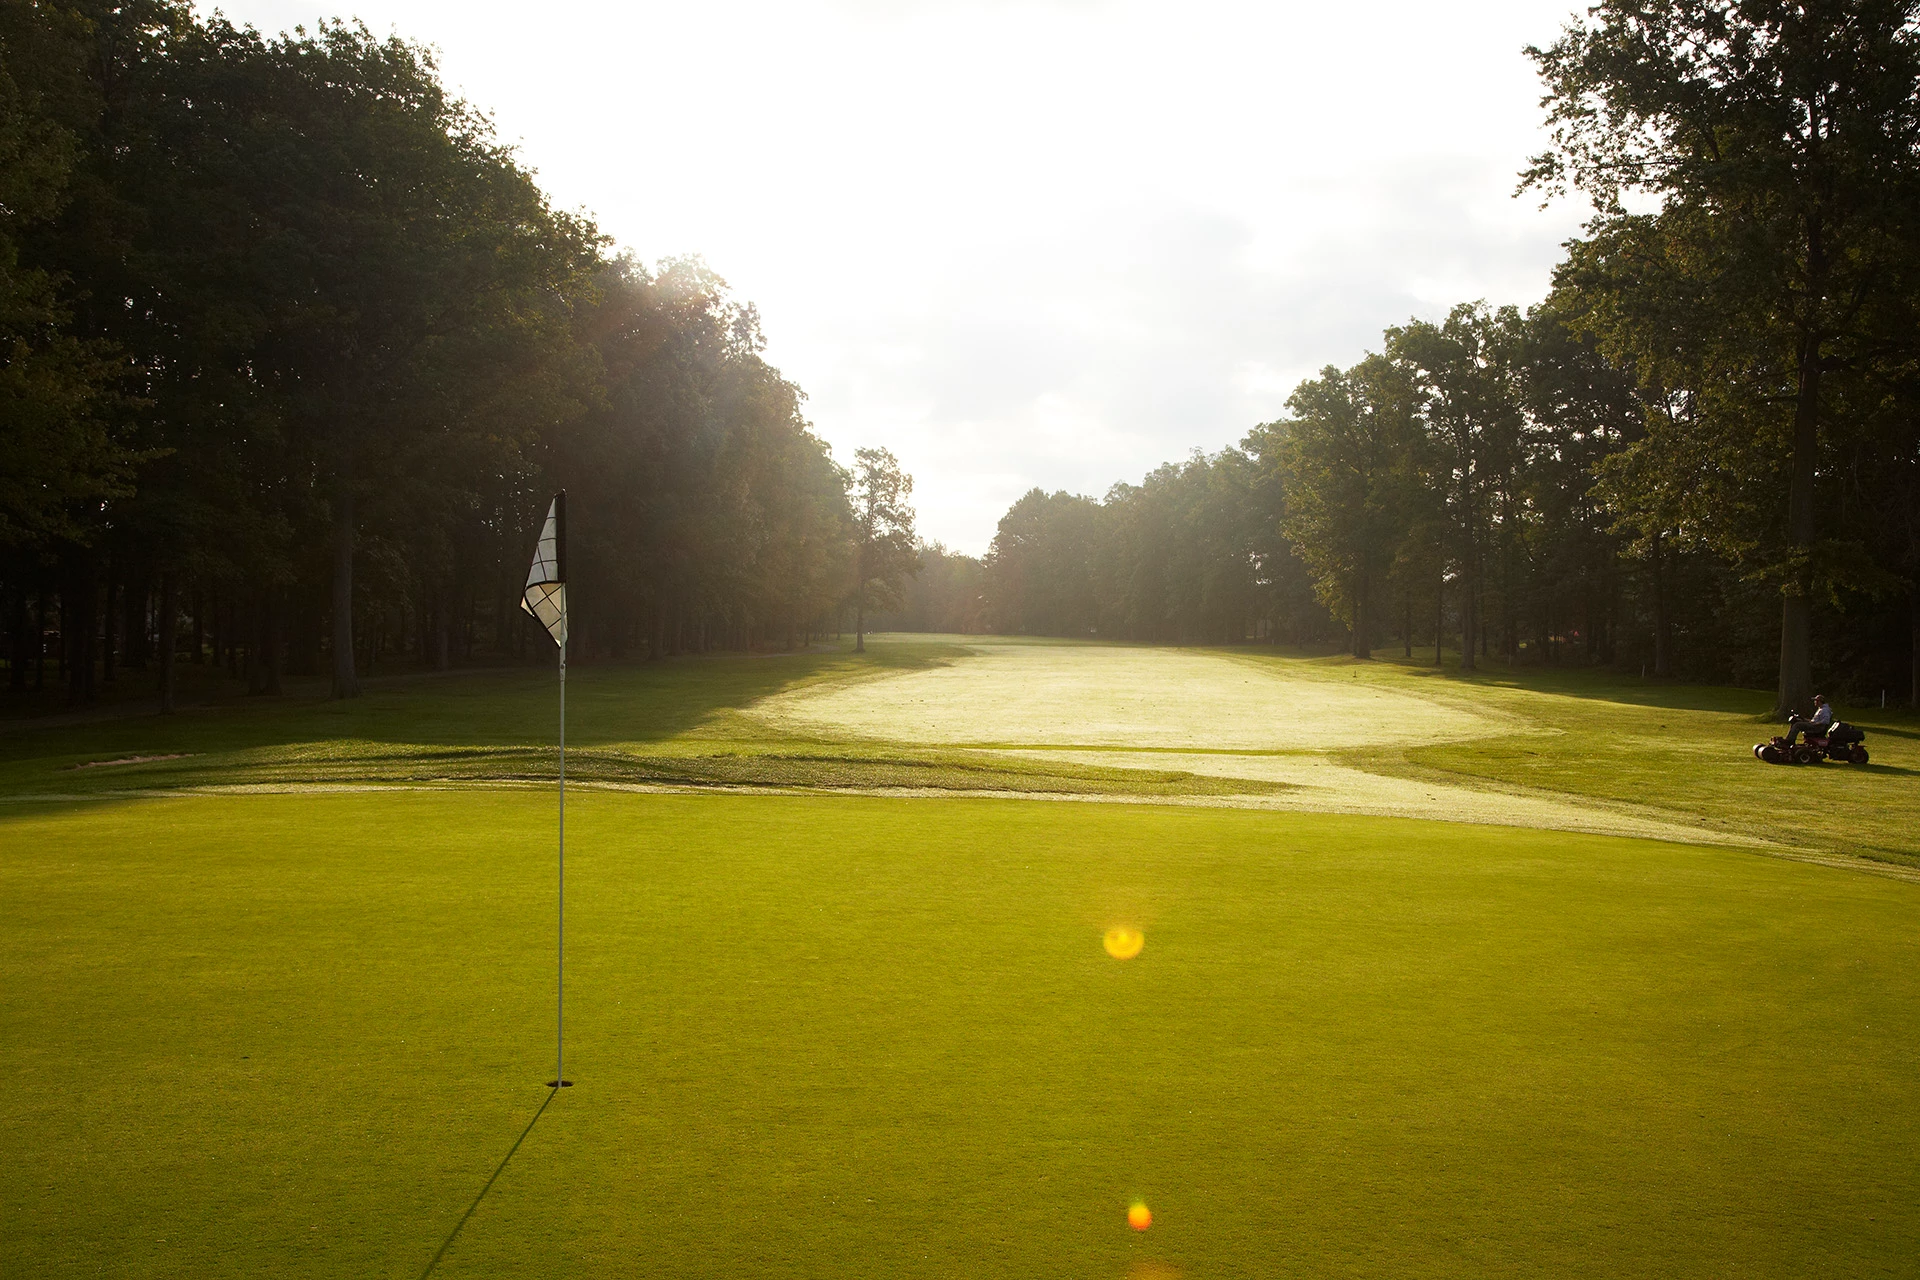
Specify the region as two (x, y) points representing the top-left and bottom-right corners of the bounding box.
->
(756, 640), (1505, 749)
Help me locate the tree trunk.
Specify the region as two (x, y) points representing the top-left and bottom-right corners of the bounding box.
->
(35, 586), (47, 689)
(157, 573), (177, 714)
(1433, 574), (1444, 667)
(1351, 564), (1369, 659)
(1459, 553), (1477, 673)
(246, 589), (267, 695)
(102, 567), (117, 684)
(1402, 590), (1412, 659)
(855, 589), (866, 654)
(123, 569), (149, 670)
(264, 590), (282, 694)
(1776, 305), (1822, 716)
(63, 548), (97, 707)
(1910, 588), (1918, 709)
(7, 579), (28, 692)
(331, 477), (360, 698)
(1651, 532), (1672, 678)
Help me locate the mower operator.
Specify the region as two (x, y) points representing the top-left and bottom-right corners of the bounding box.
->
(1786, 694), (1834, 745)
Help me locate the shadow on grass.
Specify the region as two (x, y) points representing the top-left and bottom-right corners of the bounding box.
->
(0, 793), (156, 822)
(420, 1088), (557, 1279)
(1849, 762), (1920, 778)
(1390, 661), (1774, 715)
(0, 643), (974, 797)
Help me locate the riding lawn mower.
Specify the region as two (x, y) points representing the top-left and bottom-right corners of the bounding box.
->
(1753, 718), (1870, 766)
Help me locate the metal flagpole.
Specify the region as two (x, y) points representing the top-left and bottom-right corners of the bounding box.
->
(555, 635), (568, 1088)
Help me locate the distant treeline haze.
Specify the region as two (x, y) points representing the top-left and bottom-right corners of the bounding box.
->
(899, 1), (1920, 712)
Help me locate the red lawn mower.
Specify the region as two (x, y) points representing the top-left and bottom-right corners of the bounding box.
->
(1753, 717), (1869, 766)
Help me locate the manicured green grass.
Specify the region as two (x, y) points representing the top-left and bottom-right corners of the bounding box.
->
(1259, 650), (1920, 864)
(4, 790), (1918, 1278)
(0, 644), (1281, 800)
(5, 637), (1913, 863)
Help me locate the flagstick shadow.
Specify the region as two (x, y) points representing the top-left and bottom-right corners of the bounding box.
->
(420, 1089), (558, 1279)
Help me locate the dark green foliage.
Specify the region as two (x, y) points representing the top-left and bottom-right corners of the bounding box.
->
(1525, 0), (1920, 711)
(978, 2), (1920, 701)
(0, 4), (871, 707)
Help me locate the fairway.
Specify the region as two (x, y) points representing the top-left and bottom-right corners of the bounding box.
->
(755, 637), (1509, 748)
(5, 789), (1920, 1278)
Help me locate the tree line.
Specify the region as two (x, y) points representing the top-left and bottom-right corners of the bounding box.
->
(1, 2), (917, 708)
(967, 0), (1920, 712)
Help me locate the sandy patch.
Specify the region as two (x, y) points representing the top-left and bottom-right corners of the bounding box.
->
(70, 754), (195, 769)
(755, 641), (1505, 750)
(993, 748), (1749, 846)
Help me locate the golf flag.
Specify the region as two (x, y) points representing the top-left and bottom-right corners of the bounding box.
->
(521, 493), (567, 649)
(524, 491), (572, 1088)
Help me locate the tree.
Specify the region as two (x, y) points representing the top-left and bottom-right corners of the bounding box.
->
(1387, 305), (1528, 671)
(984, 489), (1101, 636)
(870, 542), (987, 633)
(0, 2), (879, 705)
(1269, 356), (1420, 658)
(1523, 299), (1641, 667)
(846, 447), (917, 654)
(1525, 0), (1920, 712)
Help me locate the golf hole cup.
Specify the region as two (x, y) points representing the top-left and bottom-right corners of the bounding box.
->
(1104, 927), (1145, 960)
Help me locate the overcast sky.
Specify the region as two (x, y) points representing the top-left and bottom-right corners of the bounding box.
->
(204, 0), (1593, 553)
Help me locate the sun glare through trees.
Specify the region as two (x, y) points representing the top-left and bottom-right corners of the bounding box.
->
(3, 2), (1919, 1277)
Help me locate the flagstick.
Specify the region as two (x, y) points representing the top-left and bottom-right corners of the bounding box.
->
(554, 636), (570, 1088)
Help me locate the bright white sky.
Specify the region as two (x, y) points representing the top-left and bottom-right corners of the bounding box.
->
(205, 0), (1592, 554)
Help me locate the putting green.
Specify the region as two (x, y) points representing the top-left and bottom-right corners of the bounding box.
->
(4, 789), (1917, 1278)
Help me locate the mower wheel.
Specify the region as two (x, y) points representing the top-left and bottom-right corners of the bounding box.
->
(1757, 744), (1787, 765)
(1850, 747), (1870, 765)
(1790, 745), (1819, 765)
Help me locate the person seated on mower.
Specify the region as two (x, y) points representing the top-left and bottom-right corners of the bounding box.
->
(1786, 694), (1834, 745)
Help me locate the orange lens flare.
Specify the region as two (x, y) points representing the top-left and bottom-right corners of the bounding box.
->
(1128, 1200), (1152, 1230)
(1103, 927), (1144, 960)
